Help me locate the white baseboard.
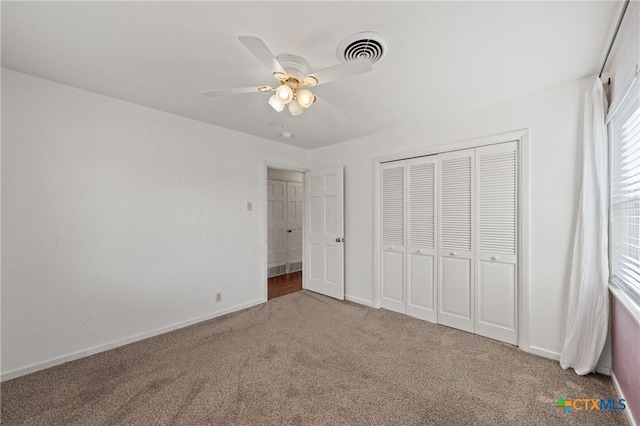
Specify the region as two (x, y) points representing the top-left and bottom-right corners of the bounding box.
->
(527, 345), (561, 360)
(525, 346), (612, 375)
(596, 364), (612, 375)
(1, 298), (266, 382)
(612, 371), (638, 426)
(345, 294), (375, 307)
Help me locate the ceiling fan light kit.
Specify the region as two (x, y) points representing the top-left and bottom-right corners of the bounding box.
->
(269, 80), (316, 113)
(201, 34), (377, 123)
(261, 54), (318, 115)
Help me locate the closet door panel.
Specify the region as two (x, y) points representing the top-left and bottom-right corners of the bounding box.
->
(406, 157), (437, 322)
(381, 162), (406, 313)
(440, 256), (472, 320)
(382, 251), (404, 308)
(477, 260), (516, 337)
(407, 253), (435, 318)
(475, 141), (518, 344)
(267, 179), (287, 264)
(437, 149), (475, 333)
(286, 182), (304, 263)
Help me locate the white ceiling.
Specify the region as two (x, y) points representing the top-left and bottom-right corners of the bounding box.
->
(1, 1), (620, 149)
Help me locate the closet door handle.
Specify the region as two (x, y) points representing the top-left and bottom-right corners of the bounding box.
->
(287, 230), (293, 233)
(389, 245), (395, 250)
(491, 256), (499, 261)
(418, 249), (424, 254)
(450, 252), (458, 256)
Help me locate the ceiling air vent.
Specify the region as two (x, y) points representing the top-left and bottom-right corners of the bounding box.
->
(337, 32), (388, 64)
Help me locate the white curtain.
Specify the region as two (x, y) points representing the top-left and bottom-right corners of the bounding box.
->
(560, 78), (610, 375)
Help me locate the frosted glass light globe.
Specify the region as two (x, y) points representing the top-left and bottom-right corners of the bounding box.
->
(275, 85), (293, 104)
(297, 90), (315, 109)
(288, 100), (304, 116)
(269, 95), (285, 112)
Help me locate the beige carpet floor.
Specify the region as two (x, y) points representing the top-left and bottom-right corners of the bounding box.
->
(1, 290), (627, 425)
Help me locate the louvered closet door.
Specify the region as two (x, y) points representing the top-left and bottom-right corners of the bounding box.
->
(406, 156), (438, 322)
(438, 149), (475, 333)
(475, 142), (518, 344)
(381, 162), (406, 313)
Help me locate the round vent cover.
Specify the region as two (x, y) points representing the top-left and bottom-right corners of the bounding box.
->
(337, 32), (388, 64)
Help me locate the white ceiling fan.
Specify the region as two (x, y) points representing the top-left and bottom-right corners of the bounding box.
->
(201, 36), (373, 125)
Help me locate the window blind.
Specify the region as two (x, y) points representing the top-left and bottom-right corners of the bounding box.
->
(610, 75), (640, 304)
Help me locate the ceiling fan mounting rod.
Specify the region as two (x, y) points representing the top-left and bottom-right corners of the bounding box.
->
(275, 53), (310, 81)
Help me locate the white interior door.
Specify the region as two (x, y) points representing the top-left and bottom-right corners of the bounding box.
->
(407, 156), (438, 323)
(286, 182), (303, 263)
(305, 167), (344, 300)
(380, 162), (406, 313)
(438, 149), (475, 333)
(267, 179), (287, 265)
(475, 142), (518, 344)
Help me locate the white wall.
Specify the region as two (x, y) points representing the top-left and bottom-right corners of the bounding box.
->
(310, 76), (592, 359)
(0, 66), (602, 376)
(1, 69), (308, 378)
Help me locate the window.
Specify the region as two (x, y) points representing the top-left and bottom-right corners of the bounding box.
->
(610, 76), (640, 304)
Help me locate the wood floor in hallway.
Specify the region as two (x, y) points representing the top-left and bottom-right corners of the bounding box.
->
(268, 271), (302, 300)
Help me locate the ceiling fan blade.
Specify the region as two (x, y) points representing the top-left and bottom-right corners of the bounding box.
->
(238, 36), (286, 76)
(314, 96), (350, 126)
(201, 86), (264, 97)
(307, 57), (372, 86)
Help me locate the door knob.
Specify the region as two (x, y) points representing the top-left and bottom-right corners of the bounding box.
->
(287, 230), (293, 233)
(418, 249), (424, 254)
(390, 245), (395, 250)
(336, 237), (344, 243)
(492, 256), (499, 261)
(450, 252), (458, 256)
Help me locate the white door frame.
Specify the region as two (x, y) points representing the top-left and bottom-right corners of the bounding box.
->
(372, 129), (531, 352)
(263, 162), (309, 303)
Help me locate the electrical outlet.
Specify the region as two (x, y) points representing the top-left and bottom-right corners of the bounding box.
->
(215, 292), (222, 302)
(247, 201), (253, 211)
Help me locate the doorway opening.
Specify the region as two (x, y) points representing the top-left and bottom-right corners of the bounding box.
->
(266, 167), (304, 300)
